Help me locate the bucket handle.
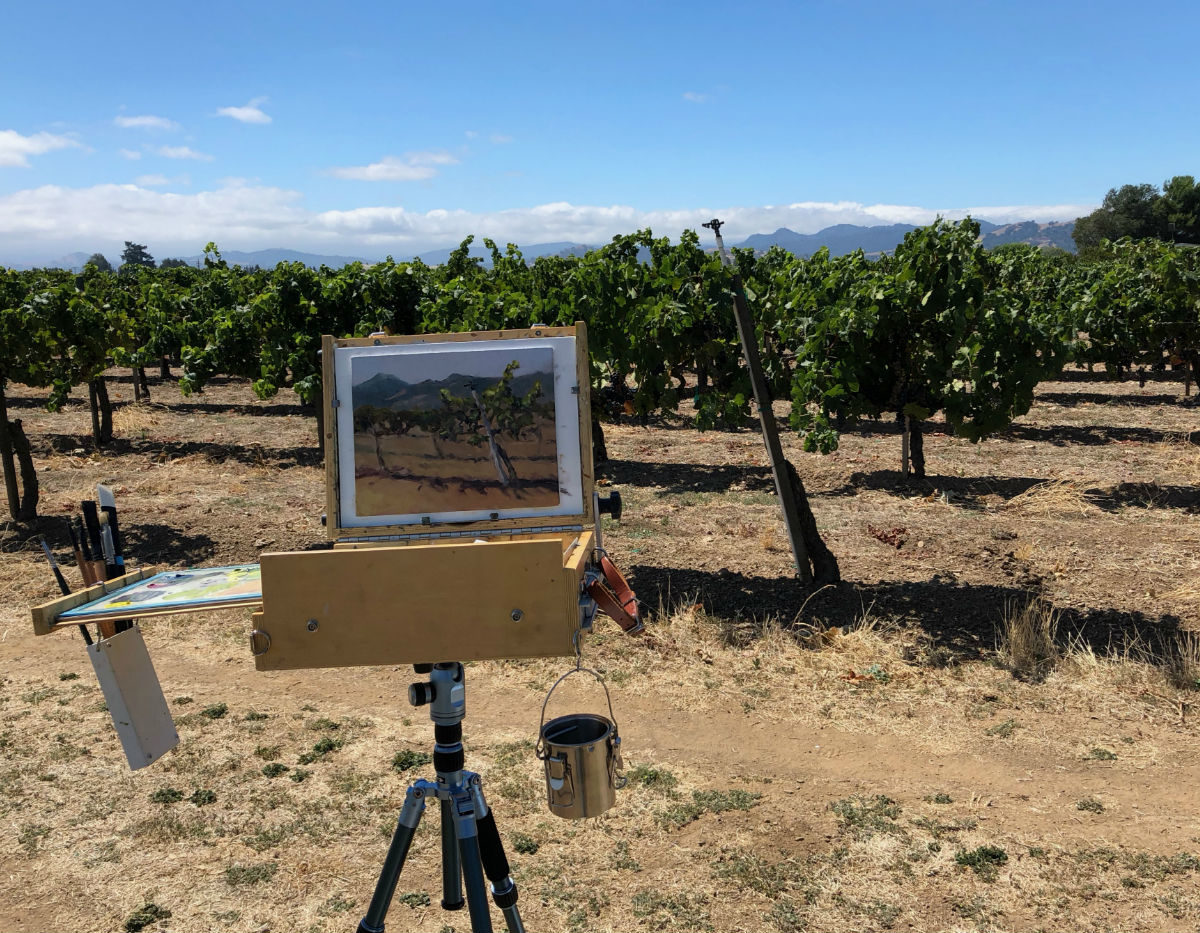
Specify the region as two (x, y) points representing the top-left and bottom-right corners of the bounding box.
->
(535, 667), (619, 761)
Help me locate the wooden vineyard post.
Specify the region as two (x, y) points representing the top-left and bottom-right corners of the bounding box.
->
(704, 219), (814, 584)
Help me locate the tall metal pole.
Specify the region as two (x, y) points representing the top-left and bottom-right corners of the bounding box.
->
(703, 219), (812, 583)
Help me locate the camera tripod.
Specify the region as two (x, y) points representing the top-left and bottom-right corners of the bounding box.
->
(357, 662), (525, 933)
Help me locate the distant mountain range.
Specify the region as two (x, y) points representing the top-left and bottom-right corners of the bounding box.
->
(6, 220), (1078, 271)
(737, 220), (1075, 257)
(353, 369), (550, 412)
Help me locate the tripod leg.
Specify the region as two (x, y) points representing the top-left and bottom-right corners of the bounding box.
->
(449, 787), (494, 933)
(357, 784), (428, 933)
(440, 797), (464, 910)
(472, 783), (526, 933)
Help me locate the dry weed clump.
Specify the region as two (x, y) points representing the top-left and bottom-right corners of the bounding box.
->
(1162, 630), (1200, 692)
(998, 598), (1060, 682)
(1004, 479), (1098, 517)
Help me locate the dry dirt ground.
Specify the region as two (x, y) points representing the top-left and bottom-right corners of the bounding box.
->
(2, 369), (1199, 933)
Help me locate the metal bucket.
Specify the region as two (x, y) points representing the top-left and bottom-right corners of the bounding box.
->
(536, 668), (624, 819)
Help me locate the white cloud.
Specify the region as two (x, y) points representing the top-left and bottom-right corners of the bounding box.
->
(0, 129), (81, 167)
(113, 114), (178, 131)
(328, 151), (459, 182)
(119, 148), (142, 160)
(156, 145), (214, 161)
(134, 174), (170, 187)
(682, 91), (709, 103)
(489, 133), (514, 144)
(464, 130), (479, 139)
(216, 97), (272, 124)
(0, 181), (1095, 264)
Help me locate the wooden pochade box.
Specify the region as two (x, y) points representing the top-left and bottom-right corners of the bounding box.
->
(249, 323), (598, 671)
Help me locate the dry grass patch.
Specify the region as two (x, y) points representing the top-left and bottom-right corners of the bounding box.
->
(1004, 479), (1099, 516)
(997, 598), (1060, 682)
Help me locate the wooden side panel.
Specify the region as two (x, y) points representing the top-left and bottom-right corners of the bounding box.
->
(31, 567), (157, 636)
(255, 538), (578, 670)
(322, 334), (339, 540)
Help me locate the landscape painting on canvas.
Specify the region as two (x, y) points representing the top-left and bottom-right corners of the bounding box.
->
(350, 346), (560, 516)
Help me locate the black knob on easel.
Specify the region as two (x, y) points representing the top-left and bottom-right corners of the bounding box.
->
(597, 490), (622, 520)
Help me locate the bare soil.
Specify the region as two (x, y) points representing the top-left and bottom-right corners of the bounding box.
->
(2, 368), (1199, 933)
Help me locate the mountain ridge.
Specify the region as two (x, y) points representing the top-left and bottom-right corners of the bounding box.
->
(5, 220), (1078, 270)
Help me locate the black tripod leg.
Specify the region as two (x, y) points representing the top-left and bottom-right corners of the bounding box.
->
(358, 784), (428, 933)
(449, 790), (494, 933)
(440, 797), (464, 910)
(472, 784), (526, 933)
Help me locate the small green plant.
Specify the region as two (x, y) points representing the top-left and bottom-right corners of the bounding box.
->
(986, 719), (1017, 738)
(254, 744), (282, 761)
(189, 789), (216, 806)
(298, 736), (343, 764)
(626, 764), (679, 793)
(611, 839), (641, 872)
(262, 763), (290, 778)
(924, 792), (953, 804)
(224, 862), (278, 886)
(307, 717), (340, 732)
(657, 788), (761, 830)
(243, 710), (269, 721)
(173, 696), (194, 705)
(1088, 747), (1117, 760)
(123, 902), (172, 932)
(631, 890), (713, 931)
(317, 894), (355, 917)
(290, 768), (311, 783)
(396, 892), (431, 908)
(955, 845), (1008, 881)
(712, 852), (807, 898)
(511, 832), (539, 855)
(58, 672), (79, 682)
(392, 749), (432, 773)
(200, 702), (228, 720)
(18, 823), (50, 855)
(1077, 796), (1105, 813)
(830, 795), (904, 840)
(150, 787), (184, 805)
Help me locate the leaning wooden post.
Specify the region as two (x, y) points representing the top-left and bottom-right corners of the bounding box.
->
(703, 219), (813, 584)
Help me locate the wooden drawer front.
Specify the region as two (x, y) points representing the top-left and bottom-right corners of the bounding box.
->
(254, 538), (579, 670)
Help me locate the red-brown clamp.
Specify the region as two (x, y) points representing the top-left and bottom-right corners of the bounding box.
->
(587, 553), (642, 634)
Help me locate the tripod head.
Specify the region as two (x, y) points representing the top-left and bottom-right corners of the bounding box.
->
(409, 662), (466, 726)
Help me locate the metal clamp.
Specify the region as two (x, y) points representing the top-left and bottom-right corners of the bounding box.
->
(249, 629), (271, 656)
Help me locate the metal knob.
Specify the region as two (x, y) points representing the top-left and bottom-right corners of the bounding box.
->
(597, 490), (622, 520)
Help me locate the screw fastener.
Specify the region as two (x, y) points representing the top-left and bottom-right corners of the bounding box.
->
(306, 619), (319, 632)
(511, 609), (524, 622)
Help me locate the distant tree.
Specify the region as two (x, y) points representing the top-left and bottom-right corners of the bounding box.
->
(1072, 176), (1200, 253)
(1158, 175), (1200, 243)
(120, 241), (155, 270)
(159, 258), (190, 268)
(86, 253), (113, 272)
(1073, 184), (1161, 252)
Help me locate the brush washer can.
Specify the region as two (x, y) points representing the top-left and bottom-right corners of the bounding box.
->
(536, 668), (625, 819)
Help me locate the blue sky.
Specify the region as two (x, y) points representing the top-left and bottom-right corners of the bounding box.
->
(1, 0), (1196, 262)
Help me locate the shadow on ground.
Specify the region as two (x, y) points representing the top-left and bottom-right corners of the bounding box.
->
(834, 471), (1200, 514)
(121, 523), (218, 565)
(33, 433), (323, 469)
(626, 563), (1186, 666)
(1037, 391), (1197, 408)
